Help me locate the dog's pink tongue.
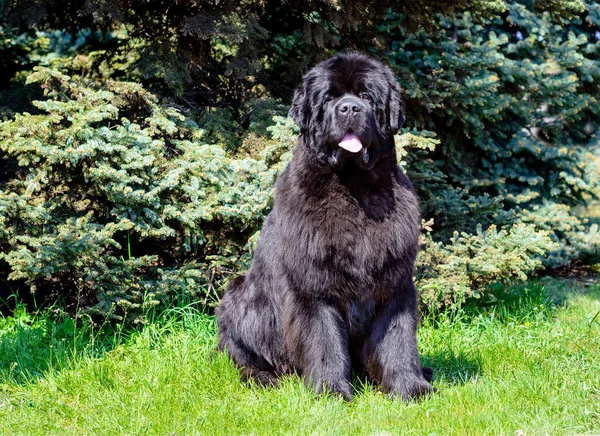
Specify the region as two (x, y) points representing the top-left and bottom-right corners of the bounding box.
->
(338, 133), (362, 153)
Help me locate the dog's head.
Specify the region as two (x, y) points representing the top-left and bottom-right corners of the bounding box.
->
(289, 52), (404, 170)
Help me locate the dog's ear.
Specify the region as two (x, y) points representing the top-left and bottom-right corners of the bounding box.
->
(388, 78), (405, 134)
(289, 81), (310, 133)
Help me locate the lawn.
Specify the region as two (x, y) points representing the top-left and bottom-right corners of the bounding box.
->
(0, 279), (599, 435)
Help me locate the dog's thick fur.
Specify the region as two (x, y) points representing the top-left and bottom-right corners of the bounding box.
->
(217, 52), (434, 400)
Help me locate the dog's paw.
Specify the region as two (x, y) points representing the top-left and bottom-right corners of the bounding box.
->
(241, 367), (279, 387)
(389, 378), (436, 401)
(311, 377), (353, 401)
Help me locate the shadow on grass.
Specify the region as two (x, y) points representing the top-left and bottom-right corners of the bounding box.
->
(421, 352), (481, 385)
(464, 277), (599, 321)
(536, 275), (600, 305)
(348, 352), (480, 399)
(0, 311), (117, 385)
(0, 305), (213, 386)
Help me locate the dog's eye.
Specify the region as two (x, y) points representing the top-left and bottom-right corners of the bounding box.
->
(360, 93), (372, 102)
(324, 95), (334, 103)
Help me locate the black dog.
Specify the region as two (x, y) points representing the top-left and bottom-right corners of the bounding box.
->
(217, 52), (434, 400)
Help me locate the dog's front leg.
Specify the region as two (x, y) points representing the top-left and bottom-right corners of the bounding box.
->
(283, 294), (352, 400)
(365, 283), (435, 400)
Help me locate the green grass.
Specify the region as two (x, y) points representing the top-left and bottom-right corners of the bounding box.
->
(1, 279), (599, 435)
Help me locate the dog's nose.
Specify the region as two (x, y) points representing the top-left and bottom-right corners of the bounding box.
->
(337, 100), (362, 114)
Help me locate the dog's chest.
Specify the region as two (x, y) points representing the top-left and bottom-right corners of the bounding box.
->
(317, 185), (415, 259)
(277, 172), (419, 282)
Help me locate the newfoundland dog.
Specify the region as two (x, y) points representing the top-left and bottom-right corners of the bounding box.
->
(217, 52), (434, 400)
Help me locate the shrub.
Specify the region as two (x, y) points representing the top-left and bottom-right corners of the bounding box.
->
(385, 2), (600, 269)
(2, 0), (585, 105)
(416, 223), (557, 309)
(0, 68), (292, 321)
(1, 1), (598, 319)
(0, 68), (564, 319)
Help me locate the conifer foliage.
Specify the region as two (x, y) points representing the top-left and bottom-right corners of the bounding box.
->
(0, 69), (292, 320)
(391, 3), (599, 263)
(0, 1), (598, 319)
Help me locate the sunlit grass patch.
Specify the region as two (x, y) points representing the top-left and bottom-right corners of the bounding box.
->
(1, 280), (599, 435)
